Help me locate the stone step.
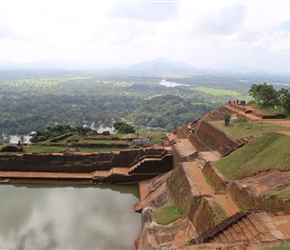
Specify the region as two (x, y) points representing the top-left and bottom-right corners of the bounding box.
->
(112, 168), (129, 175)
(227, 226), (240, 242)
(238, 219), (255, 240)
(248, 214), (269, 235)
(232, 223), (248, 241)
(242, 217), (260, 239)
(217, 232), (228, 243)
(257, 212), (285, 240)
(222, 229), (235, 242)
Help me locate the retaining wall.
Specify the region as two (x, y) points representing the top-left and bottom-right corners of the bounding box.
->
(203, 161), (229, 192)
(229, 182), (290, 214)
(0, 147), (171, 173)
(192, 121), (239, 156)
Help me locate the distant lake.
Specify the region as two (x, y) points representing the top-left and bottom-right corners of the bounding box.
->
(0, 184), (140, 249)
(159, 79), (189, 87)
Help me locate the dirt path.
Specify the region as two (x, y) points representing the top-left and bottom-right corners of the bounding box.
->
(183, 162), (214, 195)
(182, 162), (239, 217)
(214, 195), (240, 217)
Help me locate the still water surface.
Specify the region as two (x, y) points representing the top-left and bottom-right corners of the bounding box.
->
(0, 184), (141, 249)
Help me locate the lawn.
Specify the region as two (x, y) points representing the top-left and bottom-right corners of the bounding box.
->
(153, 205), (181, 225)
(215, 132), (290, 180)
(208, 118), (290, 140)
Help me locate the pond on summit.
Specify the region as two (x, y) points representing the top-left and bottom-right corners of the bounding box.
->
(0, 184), (141, 249)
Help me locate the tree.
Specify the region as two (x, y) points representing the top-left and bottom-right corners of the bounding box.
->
(278, 88), (290, 113)
(113, 121), (135, 134)
(223, 111), (231, 126)
(248, 83), (279, 108)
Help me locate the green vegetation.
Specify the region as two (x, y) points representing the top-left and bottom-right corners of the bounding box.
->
(113, 121), (135, 134)
(82, 139), (128, 145)
(212, 202), (228, 226)
(153, 205), (181, 225)
(131, 94), (206, 131)
(263, 244), (290, 250)
(208, 118), (290, 140)
(30, 124), (92, 143)
(25, 145), (71, 153)
(3, 70), (287, 136)
(249, 82), (290, 113)
(215, 133), (290, 180)
(149, 132), (164, 145)
(223, 111), (231, 126)
(193, 87), (241, 97)
(17, 128), (165, 153)
(259, 187), (290, 200)
(167, 167), (192, 216)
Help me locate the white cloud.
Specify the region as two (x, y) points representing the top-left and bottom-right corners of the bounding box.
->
(0, 0), (290, 72)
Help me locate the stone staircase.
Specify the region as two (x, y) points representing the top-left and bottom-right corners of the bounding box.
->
(189, 211), (287, 245)
(134, 182), (166, 212)
(92, 150), (172, 183)
(129, 153), (172, 174)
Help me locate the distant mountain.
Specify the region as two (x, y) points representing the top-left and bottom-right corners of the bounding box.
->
(0, 60), (18, 69)
(0, 59), (278, 74)
(131, 57), (196, 72)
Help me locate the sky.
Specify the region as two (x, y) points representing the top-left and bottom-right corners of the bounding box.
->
(1, 0), (290, 72)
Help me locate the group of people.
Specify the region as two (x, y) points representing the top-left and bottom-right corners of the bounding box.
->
(228, 99), (246, 105)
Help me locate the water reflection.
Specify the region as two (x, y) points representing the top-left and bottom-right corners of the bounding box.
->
(159, 79), (189, 87)
(0, 184), (141, 249)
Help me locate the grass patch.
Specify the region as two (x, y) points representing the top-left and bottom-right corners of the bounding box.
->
(153, 205), (181, 225)
(77, 147), (127, 152)
(260, 187), (290, 200)
(212, 201), (228, 226)
(263, 244), (290, 250)
(62, 134), (82, 142)
(215, 133), (290, 180)
(192, 87), (241, 97)
(82, 140), (129, 145)
(208, 119), (290, 140)
(150, 132), (164, 145)
(25, 145), (70, 153)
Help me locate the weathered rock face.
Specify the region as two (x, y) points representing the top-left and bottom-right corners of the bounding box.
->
(203, 161), (228, 192)
(167, 165), (194, 217)
(167, 164), (229, 236)
(190, 121), (239, 156)
(229, 180), (290, 214)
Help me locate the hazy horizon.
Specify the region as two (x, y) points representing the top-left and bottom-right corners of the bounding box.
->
(1, 1), (290, 73)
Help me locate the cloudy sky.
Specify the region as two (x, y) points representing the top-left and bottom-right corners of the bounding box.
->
(1, 0), (290, 72)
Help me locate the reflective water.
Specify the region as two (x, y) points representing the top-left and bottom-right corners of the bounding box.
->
(0, 184), (141, 249)
(159, 79), (189, 87)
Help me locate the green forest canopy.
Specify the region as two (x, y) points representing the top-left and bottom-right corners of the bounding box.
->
(0, 70), (289, 136)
